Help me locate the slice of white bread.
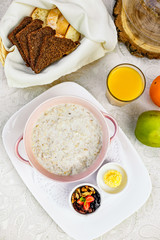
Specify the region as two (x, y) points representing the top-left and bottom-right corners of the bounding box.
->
(31, 7), (80, 41)
(65, 25), (80, 42)
(56, 14), (70, 35)
(31, 8), (49, 26)
(46, 7), (80, 41)
(46, 8), (61, 30)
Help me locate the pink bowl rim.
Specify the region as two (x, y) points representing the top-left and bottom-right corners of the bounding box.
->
(23, 95), (110, 182)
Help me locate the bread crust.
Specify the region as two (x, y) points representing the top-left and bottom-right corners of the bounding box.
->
(65, 25), (80, 42)
(47, 8), (61, 29)
(8, 17), (32, 65)
(46, 7), (80, 41)
(56, 15), (69, 35)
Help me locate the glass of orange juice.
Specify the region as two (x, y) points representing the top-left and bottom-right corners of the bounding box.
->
(106, 64), (146, 106)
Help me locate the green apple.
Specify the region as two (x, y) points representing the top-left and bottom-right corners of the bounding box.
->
(135, 111), (160, 147)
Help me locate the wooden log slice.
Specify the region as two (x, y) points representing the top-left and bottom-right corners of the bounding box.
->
(113, 0), (160, 59)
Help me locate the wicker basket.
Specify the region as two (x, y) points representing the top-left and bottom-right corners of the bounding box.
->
(0, 37), (8, 66)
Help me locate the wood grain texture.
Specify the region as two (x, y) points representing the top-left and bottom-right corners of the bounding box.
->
(113, 0), (160, 59)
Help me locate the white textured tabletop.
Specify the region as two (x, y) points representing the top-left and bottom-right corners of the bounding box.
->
(0, 1), (160, 240)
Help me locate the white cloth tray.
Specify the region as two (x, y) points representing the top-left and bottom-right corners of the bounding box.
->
(2, 82), (152, 240)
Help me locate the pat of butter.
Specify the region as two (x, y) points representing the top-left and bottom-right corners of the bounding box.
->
(103, 170), (122, 188)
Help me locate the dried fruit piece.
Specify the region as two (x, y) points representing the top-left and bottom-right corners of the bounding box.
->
(76, 192), (79, 199)
(71, 195), (75, 203)
(77, 188), (81, 194)
(85, 195), (94, 203)
(89, 187), (95, 192)
(82, 192), (91, 197)
(81, 187), (87, 192)
(77, 199), (84, 205)
(83, 202), (90, 211)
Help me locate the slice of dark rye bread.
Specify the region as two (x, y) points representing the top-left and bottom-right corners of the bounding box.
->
(28, 27), (55, 71)
(16, 19), (43, 65)
(8, 17), (32, 65)
(34, 36), (80, 74)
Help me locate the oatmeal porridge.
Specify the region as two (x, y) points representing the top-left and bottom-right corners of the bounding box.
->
(32, 103), (103, 176)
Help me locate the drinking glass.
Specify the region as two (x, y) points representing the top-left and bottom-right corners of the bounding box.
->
(106, 64), (146, 106)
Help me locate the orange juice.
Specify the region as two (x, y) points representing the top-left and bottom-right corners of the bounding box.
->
(106, 64), (145, 106)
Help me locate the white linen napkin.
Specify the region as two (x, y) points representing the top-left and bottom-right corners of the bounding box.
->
(0, 0), (117, 88)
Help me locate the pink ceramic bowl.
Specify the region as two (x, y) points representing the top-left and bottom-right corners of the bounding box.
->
(15, 96), (118, 183)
